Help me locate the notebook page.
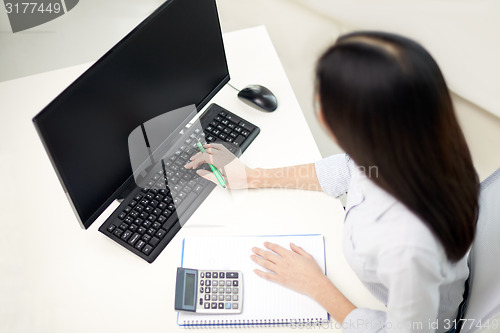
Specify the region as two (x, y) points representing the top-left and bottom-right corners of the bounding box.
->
(177, 234), (328, 325)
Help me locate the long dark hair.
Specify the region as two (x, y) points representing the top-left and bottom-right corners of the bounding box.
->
(316, 31), (479, 262)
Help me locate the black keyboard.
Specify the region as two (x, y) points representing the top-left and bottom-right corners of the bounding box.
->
(99, 104), (260, 262)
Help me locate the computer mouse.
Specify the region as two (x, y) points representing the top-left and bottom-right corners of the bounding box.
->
(237, 85), (278, 112)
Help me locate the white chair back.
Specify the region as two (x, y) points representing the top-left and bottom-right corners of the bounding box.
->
(461, 168), (500, 333)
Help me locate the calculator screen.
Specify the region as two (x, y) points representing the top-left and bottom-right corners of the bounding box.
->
(184, 273), (196, 306)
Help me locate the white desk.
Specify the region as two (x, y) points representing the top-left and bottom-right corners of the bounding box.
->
(0, 26), (384, 332)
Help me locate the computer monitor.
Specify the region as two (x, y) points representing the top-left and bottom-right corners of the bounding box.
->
(32, 0), (229, 229)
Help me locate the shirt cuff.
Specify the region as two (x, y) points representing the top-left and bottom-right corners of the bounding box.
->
(314, 154), (351, 198)
(342, 308), (386, 333)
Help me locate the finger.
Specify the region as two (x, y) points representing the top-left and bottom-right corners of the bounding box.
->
(252, 247), (281, 264)
(253, 269), (278, 282)
(184, 153), (214, 169)
(196, 169), (217, 184)
(264, 242), (290, 257)
(290, 243), (310, 257)
(204, 143), (223, 151)
(189, 151), (202, 161)
(250, 254), (276, 272)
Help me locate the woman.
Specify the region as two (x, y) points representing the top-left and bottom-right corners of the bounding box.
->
(185, 31), (479, 333)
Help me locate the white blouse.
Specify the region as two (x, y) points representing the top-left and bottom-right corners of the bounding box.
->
(315, 154), (469, 333)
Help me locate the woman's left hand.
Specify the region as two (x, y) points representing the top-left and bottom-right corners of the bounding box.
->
(250, 242), (327, 298)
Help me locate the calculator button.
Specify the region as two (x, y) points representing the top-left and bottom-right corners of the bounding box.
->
(206, 272), (211, 278)
(205, 287), (211, 293)
(219, 295), (224, 301)
(225, 280), (231, 286)
(232, 303), (238, 309)
(227, 272), (239, 279)
(212, 281), (218, 286)
(206, 280), (211, 286)
(225, 302), (231, 309)
(219, 272), (225, 278)
(200, 272), (205, 278)
(219, 288), (224, 294)
(233, 280), (238, 286)
(218, 302), (224, 309)
(226, 288), (231, 294)
(233, 295), (238, 301)
(200, 287), (204, 293)
(212, 287), (218, 293)
(219, 280), (224, 286)
(213, 272), (218, 278)
(233, 288), (238, 294)
(200, 298), (203, 305)
(204, 294), (210, 301)
(225, 295), (231, 301)
(204, 302), (210, 309)
(211, 303), (217, 309)
(200, 280), (204, 286)
(212, 295), (217, 301)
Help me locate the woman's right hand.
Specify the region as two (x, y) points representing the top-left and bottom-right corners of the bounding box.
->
(184, 143), (257, 190)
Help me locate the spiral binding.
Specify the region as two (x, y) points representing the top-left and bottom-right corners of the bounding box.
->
(180, 317), (328, 328)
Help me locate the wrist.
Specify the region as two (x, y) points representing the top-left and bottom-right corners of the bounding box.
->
(246, 167), (263, 189)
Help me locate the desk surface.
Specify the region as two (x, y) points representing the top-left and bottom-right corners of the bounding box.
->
(0, 26), (383, 332)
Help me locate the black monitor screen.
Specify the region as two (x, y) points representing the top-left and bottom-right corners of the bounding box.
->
(33, 0), (229, 229)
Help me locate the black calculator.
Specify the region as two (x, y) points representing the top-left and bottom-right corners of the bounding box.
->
(175, 267), (243, 314)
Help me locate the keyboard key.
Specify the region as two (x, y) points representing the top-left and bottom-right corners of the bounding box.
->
(107, 224), (116, 232)
(142, 234), (151, 243)
(229, 132), (238, 138)
(227, 122), (235, 129)
(238, 121), (255, 132)
(241, 130), (250, 137)
(149, 237), (160, 247)
(113, 229), (123, 237)
(155, 229), (167, 239)
(137, 226), (146, 235)
(147, 228), (156, 235)
(135, 240), (146, 250)
(121, 230), (132, 241)
(128, 224), (138, 232)
(152, 222), (161, 229)
(225, 137), (233, 143)
(233, 126), (242, 133)
(128, 233), (140, 245)
(124, 206), (132, 213)
(119, 222), (128, 230)
(124, 216), (134, 224)
(142, 245), (153, 255)
(233, 135), (245, 146)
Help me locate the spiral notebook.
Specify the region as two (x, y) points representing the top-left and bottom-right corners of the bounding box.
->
(177, 234), (329, 327)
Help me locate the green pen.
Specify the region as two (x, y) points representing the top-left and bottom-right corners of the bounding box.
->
(197, 142), (227, 188)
